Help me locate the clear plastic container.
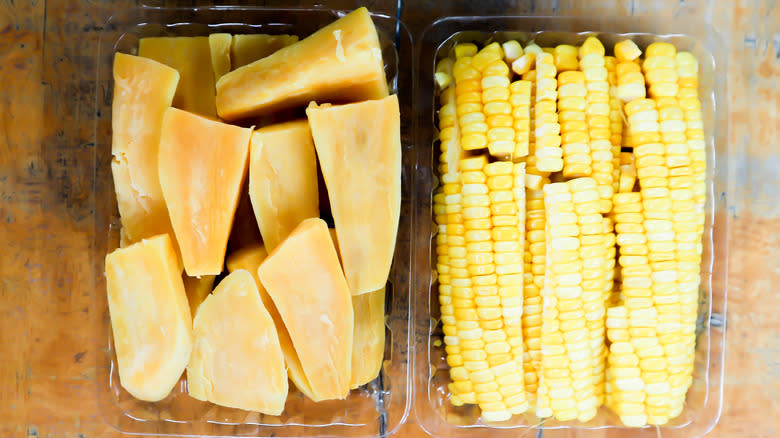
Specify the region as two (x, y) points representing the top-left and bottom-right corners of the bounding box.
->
(411, 15), (729, 438)
(93, 6), (413, 437)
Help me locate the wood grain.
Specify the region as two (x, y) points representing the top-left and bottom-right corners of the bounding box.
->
(0, 0), (777, 437)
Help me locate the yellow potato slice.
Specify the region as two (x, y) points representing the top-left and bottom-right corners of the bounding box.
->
(188, 269), (288, 414)
(258, 218), (353, 400)
(226, 245), (318, 401)
(104, 234), (192, 402)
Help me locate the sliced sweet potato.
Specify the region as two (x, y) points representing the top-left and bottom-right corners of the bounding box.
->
(306, 94), (401, 295)
(188, 269), (288, 414)
(257, 218), (353, 400)
(249, 120), (319, 251)
(139, 36), (217, 117)
(157, 107), (252, 276)
(226, 245), (318, 401)
(104, 234), (192, 402)
(111, 53), (179, 250)
(216, 7), (388, 120)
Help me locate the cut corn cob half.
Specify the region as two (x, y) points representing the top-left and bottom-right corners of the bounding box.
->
(669, 49), (704, 421)
(558, 70), (591, 179)
(605, 55), (623, 192)
(436, 51), (475, 405)
(523, 187), (545, 404)
(473, 45), (515, 159)
(579, 37), (614, 213)
(537, 178), (603, 422)
(676, 52), (706, 230)
(453, 52), (487, 152)
(510, 80), (532, 159)
(640, 49), (695, 424)
(524, 57), (551, 190)
(534, 52), (563, 172)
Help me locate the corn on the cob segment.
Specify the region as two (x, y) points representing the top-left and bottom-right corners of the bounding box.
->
(475, 44), (516, 159)
(436, 55), (474, 407)
(615, 40), (645, 103)
(642, 45), (700, 424)
(433, 37), (706, 427)
(558, 70), (591, 179)
(534, 52), (563, 172)
(510, 80), (532, 159)
(644, 43), (679, 99)
(676, 52), (706, 231)
(453, 49), (487, 152)
(537, 178), (603, 422)
(523, 187), (545, 402)
(605, 55), (623, 191)
(460, 155), (512, 421)
(554, 44), (579, 72)
(580, 37), (614, 214)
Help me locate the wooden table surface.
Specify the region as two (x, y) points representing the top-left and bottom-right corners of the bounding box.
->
(1, 0), (777, 437)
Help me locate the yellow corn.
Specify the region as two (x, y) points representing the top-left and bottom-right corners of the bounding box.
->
(558, 70), (591, 178)
(435, 57), (454, 90)
(580, 37), (614, 213)
(606, 305), (649, 427)
(614, 100), (673, 427)
(454, 43), (478, 59)
(472, 45), (514, 158)
(436, 179), (474, 404)
(580, 180), (610, 405)
(523, 187), (545, 403)
(605, 56), (623, 192)
(512, 51), (536, 76)
(676, 52), (706, 231)
(502, 40), (524, 64)
(524, 61), (551, 190)
(453, 48), (487, 151)
(524, 42), (542, 55)
(437, 52), (477, 406)
(440, 153), (532, 422)
(614, 190), (676, 426)
(434, 38), (705, 427)
(625, 98), (675, 265)
(615, 40), (646, 103)
(618, 152), (637, 193)
(667, 50), (703, 421)
(436, 60), (461, 406)
(554, 44), (579, 72)
(459, 155), (514, 421)
(510, 80), (532, 159)
(534, 52), (563, 172)
(641, 50), (697, 420)
(614, 40), (642, 62)
(537, 178), (602, 422)
(487, 160), (529, 416)
(437, 60), (462, 174)
(608, 193), (647, 426)
(643, 43), (679, 98)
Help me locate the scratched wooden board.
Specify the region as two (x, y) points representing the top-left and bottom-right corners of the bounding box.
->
(0, 1), (777, 438)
